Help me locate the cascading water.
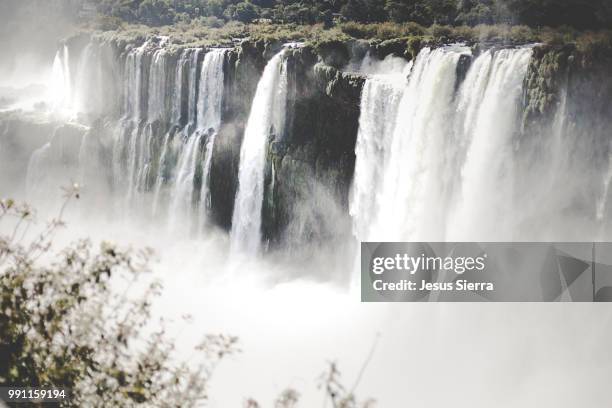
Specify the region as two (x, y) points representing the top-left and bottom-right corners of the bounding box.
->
(151, 48), (193, 216)
(196, 50), (225, 132)
(197, 49), (227, 227)
(74, 43), (100, 115)
(230, 48), (289, 255)
(49, 45), (71, 112)
(33, 37), (611, 247)
(165, 49), (203, 219)
(349, 66), (409, 240)
(350, 46), (535, 242)
(446, 48), (533, 240)
(111, 40), (152, 210)
(147, 48), (168, 123)
(167, 48), (227, 233)
(186, 49), (203, 128)
(171, 49), (192, 126)
(169, 133), (203, 229)
(356, 47), (470, 241)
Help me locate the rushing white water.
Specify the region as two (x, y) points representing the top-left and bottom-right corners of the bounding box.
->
(167, 48), (227, 232)
(74, 43), (98, 115)
(230, 49), (289, 255)
(47, 45), (74, 115)
(447, 48), (533, 240)
(350, 69), (408, 240)
(169, 133), (203, 230)
(187, 49), (203, 128)
(124, 42), (151, 121)
(147, 49), (168, 123)
(196, 49), (226, 132)
(194, 50), (228, 227)
(357, 47), (469, 241)
(199, 131), (216, 224)
(351, 46), (535, 242)
(171, 49), (192, 126)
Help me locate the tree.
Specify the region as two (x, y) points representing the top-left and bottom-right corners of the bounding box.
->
(232, 1), (260, 22)
(138, 0), (175, 25)
(456, 0), (496, 25)
(385, 0), (432, 25)
(0, 193), (238, 406)
(341, 0), (386, 22)
(206, 0), (228, 18)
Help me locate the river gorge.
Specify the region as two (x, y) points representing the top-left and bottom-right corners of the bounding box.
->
(2, 28), (612, 406)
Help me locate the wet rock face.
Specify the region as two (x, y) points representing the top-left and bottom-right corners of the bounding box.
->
(261, 46), (366, 247)
(523, 45), (574, 124)
(455, 53), (473, 91)
(522, 44), (612, 133)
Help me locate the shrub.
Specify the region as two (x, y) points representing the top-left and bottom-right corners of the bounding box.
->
(0, 194), (238, 406)
(375, 22), (408, 40)
(576, 30), (612, 57)
(91, 15), (124, 31)
(452, 25), (477, 42)
(473, 23), (508, 41)
(340, 21), (378, 39)
(429, 23), (453, 40)
(510, 25), (537, 43)
(201, 15), (225, 29)
(403, 21), (426, 36)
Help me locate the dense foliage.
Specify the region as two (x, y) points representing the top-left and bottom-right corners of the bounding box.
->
(95, 0), (612, 29)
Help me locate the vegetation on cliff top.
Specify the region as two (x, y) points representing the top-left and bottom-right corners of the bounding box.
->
(96, 0), (612, 30)
(85, 0), (612, 59)
(89, 17), (612, 61)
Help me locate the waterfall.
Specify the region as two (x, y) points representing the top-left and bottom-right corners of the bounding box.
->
(230, 49), (289, 255)
(197, 49), (228, 226)
(351, 46), (534, 242)
(49, 48), (68, 112)
(349, 72), (407, 240)
(123, 42), (150, 121)
(147, 49), (168, 123)
(74, 43), (100, 115)
(168, 133), (203, 230)
(196, 49), (226, 132)
(367, 47), (470, 241)
(62, 45), (72, 108)
(112, 40), (154, 211)
(26, 143), (51, 198)
(446, 48), (532, 240)
(48, 45), (73, 114)
(187, 49), (203, 128)
(171, 49), (192, 127)
(163, 49), (201, 218)
(167, 48), (227, 232)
